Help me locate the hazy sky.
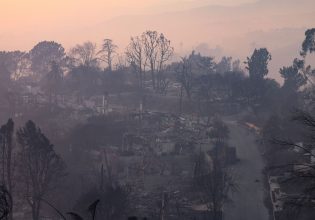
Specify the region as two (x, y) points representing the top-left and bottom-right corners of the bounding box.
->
(0, 0), (314, 79)
(0, 0), (256, 50)
(0, 0), (256, 29)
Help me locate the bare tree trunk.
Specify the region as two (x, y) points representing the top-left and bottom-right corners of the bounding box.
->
(0, 120), (14, 220)
(151, 67), (155, 89)
(108, 50), (112, 72)
(32, 200), (41, 220)
(103, 149), (112, 185)
(7, 144), (12, 220)
(179, 86), (183, 114)
(160, 193), (167, 220)
(138, 70), (143, 90)
(2, 137), (5, 185)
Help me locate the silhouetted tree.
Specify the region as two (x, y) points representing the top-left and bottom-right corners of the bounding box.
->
(301, 28), (315, 57)
(42, 61), (64, 105)
(271, 111), (315, 217)
(216, 56), (232, 74)
(99, 39), (118, 72)
(194, 150), (236, 220)
(17, 121), (66, 220)
(69, 42), (99, 68)
(232, 59), (242, 72)
(188, 51), (215, 75)
(29, 41), (66, 79)
(0, 185), (12, 220)
(0, 51), (29, 80)
(245, 48), (271, 80)
(176, 57), (194, 100)
(299, 28), (315, 88)
(142, 30), (160, 89)
(142, 31), (174, 91)
(0, 119), (14, 220)
(280, 59), (307, 92)
(126, 31), (174, 92)
(155, 33), (174, 93)
(244, 48), (272, 105)
(126, 36), (147, 90)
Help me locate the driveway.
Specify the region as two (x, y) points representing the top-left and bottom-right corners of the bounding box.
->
(223, 119), (269, 220)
